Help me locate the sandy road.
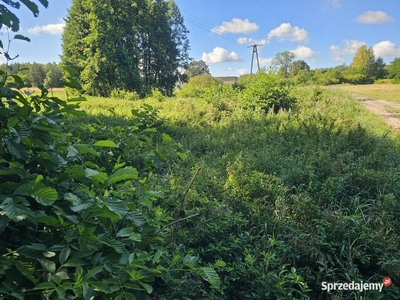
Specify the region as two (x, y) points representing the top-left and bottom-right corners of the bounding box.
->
(353, 94), (400, 130)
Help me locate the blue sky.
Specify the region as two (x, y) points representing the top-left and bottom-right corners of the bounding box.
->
(1, 0), (400, 76)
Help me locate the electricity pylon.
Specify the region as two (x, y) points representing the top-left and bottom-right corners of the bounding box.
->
(248, 44), (261, 76)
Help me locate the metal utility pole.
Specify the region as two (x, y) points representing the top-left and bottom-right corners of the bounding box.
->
(248, 44), (261, 77)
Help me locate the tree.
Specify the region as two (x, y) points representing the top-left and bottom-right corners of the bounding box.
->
(184, 60), (210, 78)
(350, 45), (375, 79)
(272, 51), (295, 78)
(28, 62), (46, 87)
(289, 60), (310, 77)
(374, 57), (387, 79)
(44, 62), (63, 88)
(388, 57), (400, 80)
(62, 0), (190, 97)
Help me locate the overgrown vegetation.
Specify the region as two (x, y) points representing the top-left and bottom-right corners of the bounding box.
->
(1, 1), (400, 299)
(0, 2), (219, 299)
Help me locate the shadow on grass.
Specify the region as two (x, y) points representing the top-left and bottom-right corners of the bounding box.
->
(66, 100), (400, 299)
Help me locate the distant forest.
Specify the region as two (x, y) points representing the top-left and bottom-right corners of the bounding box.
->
(0, 62), (63, 88)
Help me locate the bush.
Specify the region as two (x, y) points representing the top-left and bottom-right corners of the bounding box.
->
(110, 88), (140, 100)
(240, 71), (296, 113)
(0, 75), (220, 299)
(176, 74), (222, 98)
(343, 73), (374, 85)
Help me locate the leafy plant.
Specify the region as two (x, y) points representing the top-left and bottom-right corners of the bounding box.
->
(240, 71), (296, 113)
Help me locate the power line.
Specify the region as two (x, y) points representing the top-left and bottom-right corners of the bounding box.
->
(180, 9), (248, 47)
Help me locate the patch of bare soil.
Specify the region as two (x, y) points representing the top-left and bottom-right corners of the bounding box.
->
(353, 94), (400, 130)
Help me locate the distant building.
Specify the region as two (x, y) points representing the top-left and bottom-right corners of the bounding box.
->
(215, 76), (238, 84)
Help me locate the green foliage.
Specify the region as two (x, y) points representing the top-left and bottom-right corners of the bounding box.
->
(240, 71), (296, 113)
(350, 45), (376, 79)
(289, 60), (310, 77)
(387, 58), (400, 80)
(184, 60), (210, 78)
(176, 74), (222, 98)
(110, 88), (141, 101)
(1, 62), (63, 88)
(272, 51), (295, 78)
(0, 79), (221, 299)
(61, 0), (190, 97)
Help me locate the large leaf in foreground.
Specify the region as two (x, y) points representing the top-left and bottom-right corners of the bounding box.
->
(32, 187), (58, 205)
(107, 167), (138, 185)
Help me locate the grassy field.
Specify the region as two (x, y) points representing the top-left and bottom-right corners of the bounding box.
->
(333, 83), (400, 102)
(62, 85), (400, 299)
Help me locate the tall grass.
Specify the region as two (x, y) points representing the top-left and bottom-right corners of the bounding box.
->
(68, 86), (400, 299)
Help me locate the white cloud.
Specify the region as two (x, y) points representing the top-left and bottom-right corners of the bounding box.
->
(356, 11), (393, 24)
(237, 68), (247, 75)
(259, 57), (274, 65)
(290, 46), (317, 59)
(330, 39), (366, 61)
(237, 37), (253, 45)
(373, 41), (400, 57)
(28, 18), (65, 35)
(212, 18), (259, 35)
(237, 37), (268, 45)
(202, 47), (243, 63)
(267, 23), (308, 43)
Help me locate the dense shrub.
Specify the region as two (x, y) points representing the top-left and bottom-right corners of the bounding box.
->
(110, 88), (140, 101)
(176, 74), (222, 98)
(240, 71), (296, 113)
(0, 78), (219, 299)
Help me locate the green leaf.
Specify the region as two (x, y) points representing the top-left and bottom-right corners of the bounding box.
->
(38, 259), (56, 273)
(116, 227), (136, 238)
(13, 34), (31, 42)
(55, 270), (70, 280)
(15, 261), (35, 283)
(27, 243), (47, 251)
(32, 187), (58, 206)
(214, 260), (226, 267)
(20, 0), (39, 17)
(43, 251), (56, 258)
(183, 255), (198, 267)
(104, 198), (128, 218)
(7, 117), (19, 129)
(140, 283), (153, 294)
(90, 282), (111, 293)
(38, 0), (49, 8)
(198, 267), (220, 288)
(93, 140), (116, 148)
(129, 211), (146, 227)
(35, 174), (44, 184)
(34, 282), (56, 290)
(59, 247), (71, 265)
(170, 254), (180, 267)
(107, 167), (138, 185)
(84, 265), (103, 280)
(0, 197), (29, 221)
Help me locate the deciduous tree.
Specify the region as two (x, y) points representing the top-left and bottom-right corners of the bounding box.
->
(184, 60), (210, 78)
(350, 45), (375, 79)
(289, 60), (310, 77)
(272, 51), (295, 78)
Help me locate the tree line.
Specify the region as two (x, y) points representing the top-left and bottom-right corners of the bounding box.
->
(271, 46), (400, 85)
(0, 62), (63, 88)
(61, 0), (190, 97)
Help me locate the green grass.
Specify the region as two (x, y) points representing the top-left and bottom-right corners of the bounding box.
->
(332, 83), (400, 102)
(66, 86), (400, 299)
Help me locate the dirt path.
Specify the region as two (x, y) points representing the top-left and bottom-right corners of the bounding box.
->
(353, 94), (400, 130)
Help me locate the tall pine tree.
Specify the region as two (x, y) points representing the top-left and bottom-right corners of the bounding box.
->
(61, 0), (190, 97)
